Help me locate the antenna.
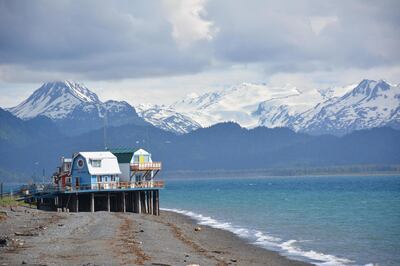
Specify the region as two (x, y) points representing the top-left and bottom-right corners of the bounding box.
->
(103, 109), (108, 150)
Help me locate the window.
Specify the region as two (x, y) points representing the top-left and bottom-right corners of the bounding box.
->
(97, 176), (102, 182)
(91, 159), (101, 167)
(111, 175), (115, 182)
(77, 159), (84, 168)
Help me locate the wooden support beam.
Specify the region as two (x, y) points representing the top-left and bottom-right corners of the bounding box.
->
(60, 195), (63, 211)
(107, 192), (111, 212)
(156, 190), (160, 216)
(137, 191), (141, 214)
(76, 193), (79, 213)
(142, 191), (146, 214)
(149, 191), (152, 215)
(146, 191), (150, 214)
(133, 192), (135, 213)
(151, 191), (154, 215)
(153, 170), (160, 178)
(149, 191), (152, 214)
(122, 191), (126, 213)
(152, 190), (157, 215)
(91, 193), (95, 213)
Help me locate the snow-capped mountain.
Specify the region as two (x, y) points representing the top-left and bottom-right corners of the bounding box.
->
(7, 81), (147, 135)
(292, 80), (400, 135)
(7, 79), (399, 136)
(142, 79), (399, 135)
(9, 81), (100, 120)
(171, 82), (309, 128)
(135, 104), (201, 134)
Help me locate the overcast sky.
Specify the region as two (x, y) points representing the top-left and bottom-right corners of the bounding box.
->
(0, 0), (399, 107)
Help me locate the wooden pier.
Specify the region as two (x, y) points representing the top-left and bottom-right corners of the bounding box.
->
(36, 148), (164, 215)
(34, 181), (162, 215)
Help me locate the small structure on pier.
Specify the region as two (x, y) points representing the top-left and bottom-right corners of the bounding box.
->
(34, 149), (163, 215)
(53, 157), (72, 189)
(71, 151), (121, 190)
(131, 148), (160, 182)
(111, 148), (134, 181)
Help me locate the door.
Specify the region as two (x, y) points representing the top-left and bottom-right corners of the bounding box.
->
(75, 177), (80, 189)
(139, 155), (145, 164)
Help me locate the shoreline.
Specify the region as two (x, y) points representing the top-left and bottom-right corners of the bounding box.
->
(162, 208), (353, 266)
(0, 205), (311, 265)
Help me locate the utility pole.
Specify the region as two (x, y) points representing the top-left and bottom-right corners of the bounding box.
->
(103, 109), (108, 150)
(42, 168), (45, 184)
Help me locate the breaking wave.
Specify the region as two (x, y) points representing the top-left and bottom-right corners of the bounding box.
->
(162, 208), (356, 266)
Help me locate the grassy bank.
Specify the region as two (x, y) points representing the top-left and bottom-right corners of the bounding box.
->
(0, 196), (30, 208)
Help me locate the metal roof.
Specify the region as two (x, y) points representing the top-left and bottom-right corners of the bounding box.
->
(134, 148), (151, 156)
(76, 151), (121, 175)
(112, 152), (133, 164)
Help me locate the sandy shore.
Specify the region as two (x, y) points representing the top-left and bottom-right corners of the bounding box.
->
(0, 206), (311, 266)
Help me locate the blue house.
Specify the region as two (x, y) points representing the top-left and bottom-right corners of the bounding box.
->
(71, 151), (121, 190)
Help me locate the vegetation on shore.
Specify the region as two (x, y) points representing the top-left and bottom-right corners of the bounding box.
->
(0, 196), (30, 208)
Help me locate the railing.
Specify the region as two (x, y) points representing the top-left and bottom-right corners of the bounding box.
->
(38, 180), (165, 193)
(130, 162), (162, 171)
(72, 181), (165, 191)
(116, 181), (164, 189)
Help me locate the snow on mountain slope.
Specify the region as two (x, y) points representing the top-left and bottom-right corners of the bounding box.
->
(171, 82), (303, 128)
(8, 81), (100, 120)
(7, 79), (398, 136)
(254, 88), (326, 128)
(293, 80), (400, 135)
(136, 104), (201, 134)
(159, 79), (398, 135)
(7, 81), (147, 135)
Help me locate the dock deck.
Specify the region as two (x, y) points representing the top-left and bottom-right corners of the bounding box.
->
(31, 180), (163, 215)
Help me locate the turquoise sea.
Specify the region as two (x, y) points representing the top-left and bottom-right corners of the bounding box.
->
(160, 175), (400, 266)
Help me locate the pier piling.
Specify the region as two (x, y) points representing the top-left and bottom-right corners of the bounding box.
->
(91, 193), (94, 213)
(107, 192), (111, 212)
(122, 192), (126, 213)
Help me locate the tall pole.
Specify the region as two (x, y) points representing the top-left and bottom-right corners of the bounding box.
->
(103, 109), (108, 150)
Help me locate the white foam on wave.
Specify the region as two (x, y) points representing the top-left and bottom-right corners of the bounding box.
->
(162, 207), (355, 266)
(279, 239), (353, 266)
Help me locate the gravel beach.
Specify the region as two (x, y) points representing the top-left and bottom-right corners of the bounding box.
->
(0, 206), (311, 265)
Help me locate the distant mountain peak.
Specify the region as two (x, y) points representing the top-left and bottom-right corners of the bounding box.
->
(351, 79), (391, 96)
(7, 81), (100, 120)
(41, 80), (100, 103)
(7, 81), (147, 135)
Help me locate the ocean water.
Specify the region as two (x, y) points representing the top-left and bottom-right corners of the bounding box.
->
(160, 175), (400, 266)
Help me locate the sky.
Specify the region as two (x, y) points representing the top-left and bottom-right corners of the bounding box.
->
(0, 0), (399, 107)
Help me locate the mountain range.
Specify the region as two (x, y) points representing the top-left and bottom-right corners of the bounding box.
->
(1, 107), (399, 182)
(142, 79), (400, 135)
(1, 79), (399, 181)
(5, 79), (400, 135)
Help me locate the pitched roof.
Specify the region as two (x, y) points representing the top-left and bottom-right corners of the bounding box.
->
(77, 151), (121, 175)
(112, 152), (134, 164)
(134, 148), (151, 156)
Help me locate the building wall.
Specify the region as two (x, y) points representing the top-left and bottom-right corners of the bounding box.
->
(71, 154), (92, 188)
(119, 163), (130, 181)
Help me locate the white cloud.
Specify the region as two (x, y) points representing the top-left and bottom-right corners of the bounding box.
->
(162, 0), (217, 47)
(0, 1), (399, 108)
(309, 16), (339, 35)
